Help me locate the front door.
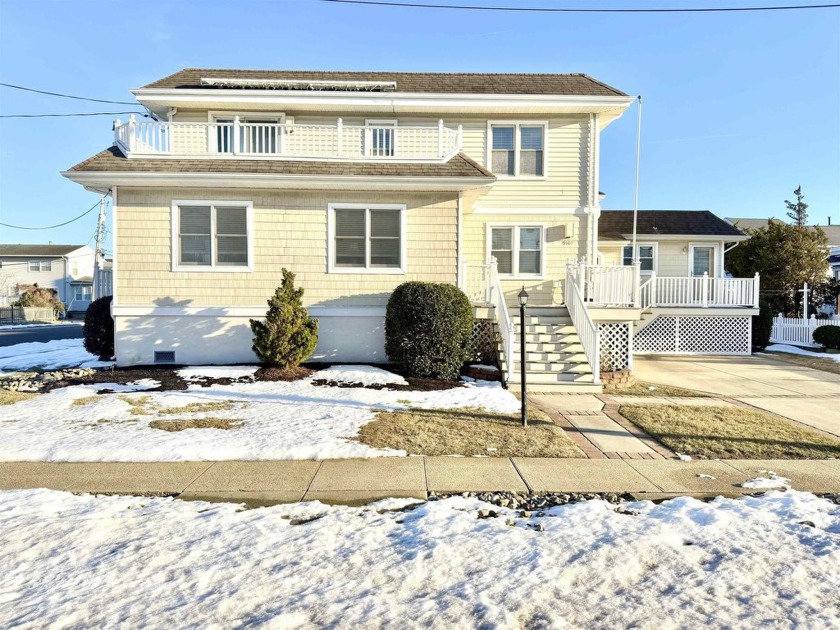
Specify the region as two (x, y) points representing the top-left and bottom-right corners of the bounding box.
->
(690, 245), (716, 277)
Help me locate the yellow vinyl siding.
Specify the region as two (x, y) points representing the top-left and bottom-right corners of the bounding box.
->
(116, 188), (457, 308)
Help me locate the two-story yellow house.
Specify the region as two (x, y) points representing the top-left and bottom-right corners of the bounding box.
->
(63, 69), (758, 392)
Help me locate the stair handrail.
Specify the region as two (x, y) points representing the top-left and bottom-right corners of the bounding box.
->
(565, 263), (601, 384)
(488, 257), (515, 375)
(639, 272), (656, 311)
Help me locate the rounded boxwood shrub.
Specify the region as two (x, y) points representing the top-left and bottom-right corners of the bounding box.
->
(751, 299), (774, 352)
(385, 282), (474, 381)
(83, 295), (114, 360)
(813, 325), (840, 350)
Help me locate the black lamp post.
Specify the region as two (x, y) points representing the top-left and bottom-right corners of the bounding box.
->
(518, 286), (529, 427)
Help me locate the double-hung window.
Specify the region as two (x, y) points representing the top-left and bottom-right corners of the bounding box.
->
(622, 244), (656, 273)
(173, 202), (252, 271)
(28, 260), (51, 272)
(489, 122), (546, 177)
(330, 205), (405, 273)
(74, 285), (92, 301)
(489, 226), (544, 277)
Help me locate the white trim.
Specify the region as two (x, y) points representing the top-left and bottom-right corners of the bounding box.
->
(472, 206), (586, 215)
(485, 120), (549, 179)
(688, 242), (720, 278)
(112, 305), (386, 317)
(485, 223), (547, 280)
(327, 203), (408, 275)
(207, 110), (286, 123)
(170, 200), (254, 272)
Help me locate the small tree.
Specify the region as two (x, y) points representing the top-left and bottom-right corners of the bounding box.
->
(785, 186), (809, 227)
(250, 269), (318, 367)
(83, 296), (114, 360)
(751, 299), (774, 352)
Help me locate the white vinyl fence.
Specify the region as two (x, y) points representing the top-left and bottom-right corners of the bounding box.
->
(770, 314), (840, 347)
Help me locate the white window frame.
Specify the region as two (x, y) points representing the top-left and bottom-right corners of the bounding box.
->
(28, 260), (51, 272)
(688, 242), (721, 277)
(485, 120), (549, 179)
(486, 223), (547, 280)
(207, 111), (285, 154)
(622, 242), (658, 275)
(171, 200), (254, 272)
(327, 203), (407, 275)
(74, 285), (92, 301)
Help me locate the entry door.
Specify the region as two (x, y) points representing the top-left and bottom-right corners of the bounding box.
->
(690, 245), (716, 277)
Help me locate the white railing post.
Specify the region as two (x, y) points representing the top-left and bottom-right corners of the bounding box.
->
(633, 262), (642, 307)
(753, 272), (760, 307)
(232, 116), (240, 155)
(651, 271), (658, 308)
(438, 119), (444, 157)
(113, 118), (122, 146)
(336, 118), (343, 158)
(127, 115), (136, 153)
(702, 272), (709, 308)
(457, 124), (463, 151)
(487, 258), (497, 305)
(458, 259), (467, 292)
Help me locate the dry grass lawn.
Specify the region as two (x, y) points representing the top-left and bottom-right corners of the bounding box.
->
(605, 381), (709, 397)
(148, 417), (244, 432)
(763, 351), (840, 376)
(620, 404), (840, 459)
(357, 405), (583, 457)
(0, 390), (36, 405)
(71, 395), (100, 407)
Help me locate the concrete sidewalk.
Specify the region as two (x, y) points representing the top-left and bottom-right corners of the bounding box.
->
(2, 457), (838, 506)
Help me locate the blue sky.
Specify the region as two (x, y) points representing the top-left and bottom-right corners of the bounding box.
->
(1, 0), (838, 248)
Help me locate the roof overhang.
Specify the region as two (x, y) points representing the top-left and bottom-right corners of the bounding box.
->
(61, 170), (496, 194)
(132, 88), (635, 121)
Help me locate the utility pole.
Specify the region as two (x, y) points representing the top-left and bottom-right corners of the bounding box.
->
(92, 196), (107, 300)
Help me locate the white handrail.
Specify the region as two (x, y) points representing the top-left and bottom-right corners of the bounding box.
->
(639, 272), (655, 311)
(488, 259), (515, 375)
(566, 263), (601, 384)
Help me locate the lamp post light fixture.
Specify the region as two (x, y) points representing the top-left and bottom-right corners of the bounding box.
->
(518, 286), (529, 427)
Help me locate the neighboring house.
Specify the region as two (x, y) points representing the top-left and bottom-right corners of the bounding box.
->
(63, 68), (759, 391)
(0, 244), (96, 314)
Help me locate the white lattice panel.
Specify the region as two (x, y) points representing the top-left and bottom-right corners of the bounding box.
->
(634, 315), (750, 355)
(598, 322), (631, 371)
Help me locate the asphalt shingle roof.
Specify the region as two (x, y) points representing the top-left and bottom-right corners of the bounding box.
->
(141, 68), (626, 96)
(0, 244), (85, 257)
(599, 210), (745, 240)
(67, 146), (494, 179)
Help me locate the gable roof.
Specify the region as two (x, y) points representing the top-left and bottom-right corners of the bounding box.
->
(141, 68), (626, 96)
(66, 145), (494, 179)
(599, 211), (745, 241)
(0, 244), (86, 257)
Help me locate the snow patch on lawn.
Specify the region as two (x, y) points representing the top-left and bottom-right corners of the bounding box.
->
(0, 338), (112, 373)
(0, 372), (517, 462)
(765, 344), (840, 363)
(177, 365), (258, 382)
(0, 489), (838, 628)
(316, 364), (408, 386)
(741, 471), (791, 490)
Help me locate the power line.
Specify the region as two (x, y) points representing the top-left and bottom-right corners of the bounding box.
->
(0, 82), (137, 105)
(322, 0), (840, 12)
(0, 198), (104, 230)
(0, 111), (147, 119)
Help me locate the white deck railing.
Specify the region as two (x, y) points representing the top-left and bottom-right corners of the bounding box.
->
(652, 273), (759, 308)
(566, 263), (601, 383)
(574, 263), (639, 307)
(487, 259), (515, 375)
(114, 116), (463, 162)
(770, 314), (840, 347)
(460, 262), (492, 304)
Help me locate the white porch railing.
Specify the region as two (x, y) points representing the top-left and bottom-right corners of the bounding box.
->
(566, 263), (601, 383)
(653, 273), (759, 308)
(574, 263), (639, 307)
(487, 259), (515, 375)
(770, 314), (840, 347)
(114, 116), (463, 162)
(460, 262), (492, 304)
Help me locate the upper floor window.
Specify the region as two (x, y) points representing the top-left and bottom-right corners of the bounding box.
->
(489, 122), (546, 177)
(622, 244), (656, 273)
(490, 226), (544, 277)
(28, 260), (51, 272)
(172, 201), (252, 271)
(329, 204), (406, 274)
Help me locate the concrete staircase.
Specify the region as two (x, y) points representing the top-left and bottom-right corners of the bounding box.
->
(499, 306), (602, 393)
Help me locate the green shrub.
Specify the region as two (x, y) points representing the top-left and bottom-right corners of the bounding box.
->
(385, 282), (474, 381)
(83, 296), (114, 360)
(813, 325), (840, 350)
(751, 299), (773, 352)
(250, 269), (319, 368)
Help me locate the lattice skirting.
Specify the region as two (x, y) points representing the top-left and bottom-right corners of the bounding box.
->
(634, 315), (751, 355)
(599, 322), (632, 371)
(470, 319), (498, 364)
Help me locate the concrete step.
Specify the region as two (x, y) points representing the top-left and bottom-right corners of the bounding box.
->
(506, 371), (596, 384)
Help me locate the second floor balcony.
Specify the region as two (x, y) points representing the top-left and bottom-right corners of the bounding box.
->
(114, 116), (463, 163)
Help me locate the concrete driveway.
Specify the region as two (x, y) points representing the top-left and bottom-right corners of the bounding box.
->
(633, 355), (840, 438)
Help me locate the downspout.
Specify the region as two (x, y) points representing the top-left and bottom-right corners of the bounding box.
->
(592, 113), (601, 263)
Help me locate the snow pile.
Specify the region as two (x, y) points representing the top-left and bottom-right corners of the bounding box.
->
(0, 489), (838, 628)
(315, 364), (408, 386)
(0, 339), (112, 373)
(741, 471), (791, 490)
(177, 366), (258, 382)
(0, 373), (517, 461)
(765, 344), (840, 363)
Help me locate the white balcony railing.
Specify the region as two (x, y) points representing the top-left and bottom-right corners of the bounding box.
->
(114, 116), (463, 162)
(566, 262), (601, 383)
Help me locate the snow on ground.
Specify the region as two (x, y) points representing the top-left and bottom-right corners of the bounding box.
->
(316, 364), (408, 386)
(0, 321), (83, 331)
(764, 344), (840, 363)
(177, 365), (258, 382)
(0, 489), (838, 629)
(0, 368), (518, 461)
(0, 338), (112, 373)
(741, 472), (791, 490)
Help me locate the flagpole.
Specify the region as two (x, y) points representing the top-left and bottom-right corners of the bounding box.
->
(632, 95), (642, 262)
